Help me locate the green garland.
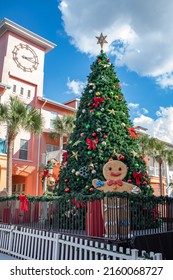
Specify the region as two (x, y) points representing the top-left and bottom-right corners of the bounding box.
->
(0, 192), (173, 203)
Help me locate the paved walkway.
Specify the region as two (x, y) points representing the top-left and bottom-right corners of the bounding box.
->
(0, 252), (17, 260)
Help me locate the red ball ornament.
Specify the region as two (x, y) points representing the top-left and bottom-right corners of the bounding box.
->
(143, 181), (147, 185)
(64, 178), (68, 183)
(65, 187), (70, 193)
(80, 133), (84, 137)
(88, 103), (91, 106)
(89, 187), (94, 192)
(92, 132), (97, 137)
(90, 109), (94, 113)
(127, 179), (132, 183)
(119, 155), (125, 160)
(103, 134), (107, 139)
(90, 156), (92, 159)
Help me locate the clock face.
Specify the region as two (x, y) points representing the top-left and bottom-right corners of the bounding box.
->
(12, 43), (39, 72)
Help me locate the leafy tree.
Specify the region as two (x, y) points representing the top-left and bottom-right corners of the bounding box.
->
(139, 135), (173, 195)
(50, 114), (76, 161)
(0, 96), (43, 196)
(58, 51), (152, 196)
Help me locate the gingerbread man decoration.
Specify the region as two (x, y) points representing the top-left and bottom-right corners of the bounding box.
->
(92, 160), (141, 194)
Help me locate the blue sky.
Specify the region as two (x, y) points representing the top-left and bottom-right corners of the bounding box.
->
(1, 0), (173, 143)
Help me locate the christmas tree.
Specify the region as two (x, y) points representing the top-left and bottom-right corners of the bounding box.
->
(58, 34), (152, 197)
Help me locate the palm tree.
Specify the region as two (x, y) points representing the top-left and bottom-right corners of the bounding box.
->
(138, 134), (151, 157)
(50, 114), (76, 161)
(139, 135), (173, 196)
(0, 96), (43, 196)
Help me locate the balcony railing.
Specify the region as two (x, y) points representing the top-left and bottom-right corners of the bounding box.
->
(41, 150), (63, 164)
(148, 166), (165, 177)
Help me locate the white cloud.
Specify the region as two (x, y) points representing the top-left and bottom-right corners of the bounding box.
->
(133, 107), (173, 143)
(128, 103), (149, 116)
(59, 0), (173, 88)
(66, 78), (86, 95)
(141, 108), (149, 114)
(128, 103), (139, 109)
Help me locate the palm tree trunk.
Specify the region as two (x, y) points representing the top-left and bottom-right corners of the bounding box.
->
(159, 161), (163, 196)
(59, 135), (63, 162)
(6, 139), (13, 196)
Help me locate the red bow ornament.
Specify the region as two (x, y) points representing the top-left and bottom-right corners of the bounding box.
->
(128, 127), (138, 139)
(86, 138), (98, 150)
(62, 152), (70, 163)
(93, 96), (104, 108)
(19, 195), (28, 212)
(43, 169), (49, 178)
(132, 171), (143, 186)
(107, 179), (123, 186)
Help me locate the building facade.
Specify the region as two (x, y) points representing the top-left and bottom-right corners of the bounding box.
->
(135, 126), (173, 196)
(0, 18), (78, 196)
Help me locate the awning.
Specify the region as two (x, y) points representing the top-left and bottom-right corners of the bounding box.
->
(12, 164), (35, 177)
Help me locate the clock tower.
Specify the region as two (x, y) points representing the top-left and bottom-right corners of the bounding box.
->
(0, 18), (56, 103)
(0, 18), (56, 195)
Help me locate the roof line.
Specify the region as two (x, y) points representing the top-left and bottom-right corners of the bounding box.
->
(37, 96), (77, 112)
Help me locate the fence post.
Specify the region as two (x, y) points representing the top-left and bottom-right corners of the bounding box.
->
(52, 233), (61, 260)
(131, 249), (139, 260)
(153, 253), (162, 260)
(7, 225), (15, 255)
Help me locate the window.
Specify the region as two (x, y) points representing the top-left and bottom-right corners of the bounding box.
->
(50, 112), (58, 129)
(19, 139), (28, 160)
(46, 144), (58, 152)
(13, 84), (16, 93)
(27, 90), (31, 98)
(12, 184), (25, 195)
(20, 88), (24, 96)
(63, 143), (67, 150)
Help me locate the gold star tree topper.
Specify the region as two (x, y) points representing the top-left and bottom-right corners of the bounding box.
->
(96, 32), (108, 50)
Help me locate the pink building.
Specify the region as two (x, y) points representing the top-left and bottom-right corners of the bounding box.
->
(0, 18), (78, 196)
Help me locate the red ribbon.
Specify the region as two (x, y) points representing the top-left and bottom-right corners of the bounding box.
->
(93, 97), (104, 108)
(128, 127), (138, 139)
(43, 169), (49, 178)
(62, 152), (70, 163)
(19, 195), (28, 212)
(86, 138), (98, 150)
(107, 179), (123, 186)
(151, 208), (159, 220)
(72, 199), (86, 209)
(132, 171), (143, 186)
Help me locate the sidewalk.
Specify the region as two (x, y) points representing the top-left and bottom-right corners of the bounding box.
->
(0, 252), (17, 260)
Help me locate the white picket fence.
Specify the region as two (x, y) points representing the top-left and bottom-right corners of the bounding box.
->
(0, 224), (162, 260)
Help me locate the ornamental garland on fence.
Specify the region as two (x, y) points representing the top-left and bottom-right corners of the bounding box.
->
(0, 192), (173, 204)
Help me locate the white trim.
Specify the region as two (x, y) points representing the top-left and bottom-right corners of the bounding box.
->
(0, 82), (11, 89)
(0, 18), (56, 53)
(38, 96), (77, 112)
